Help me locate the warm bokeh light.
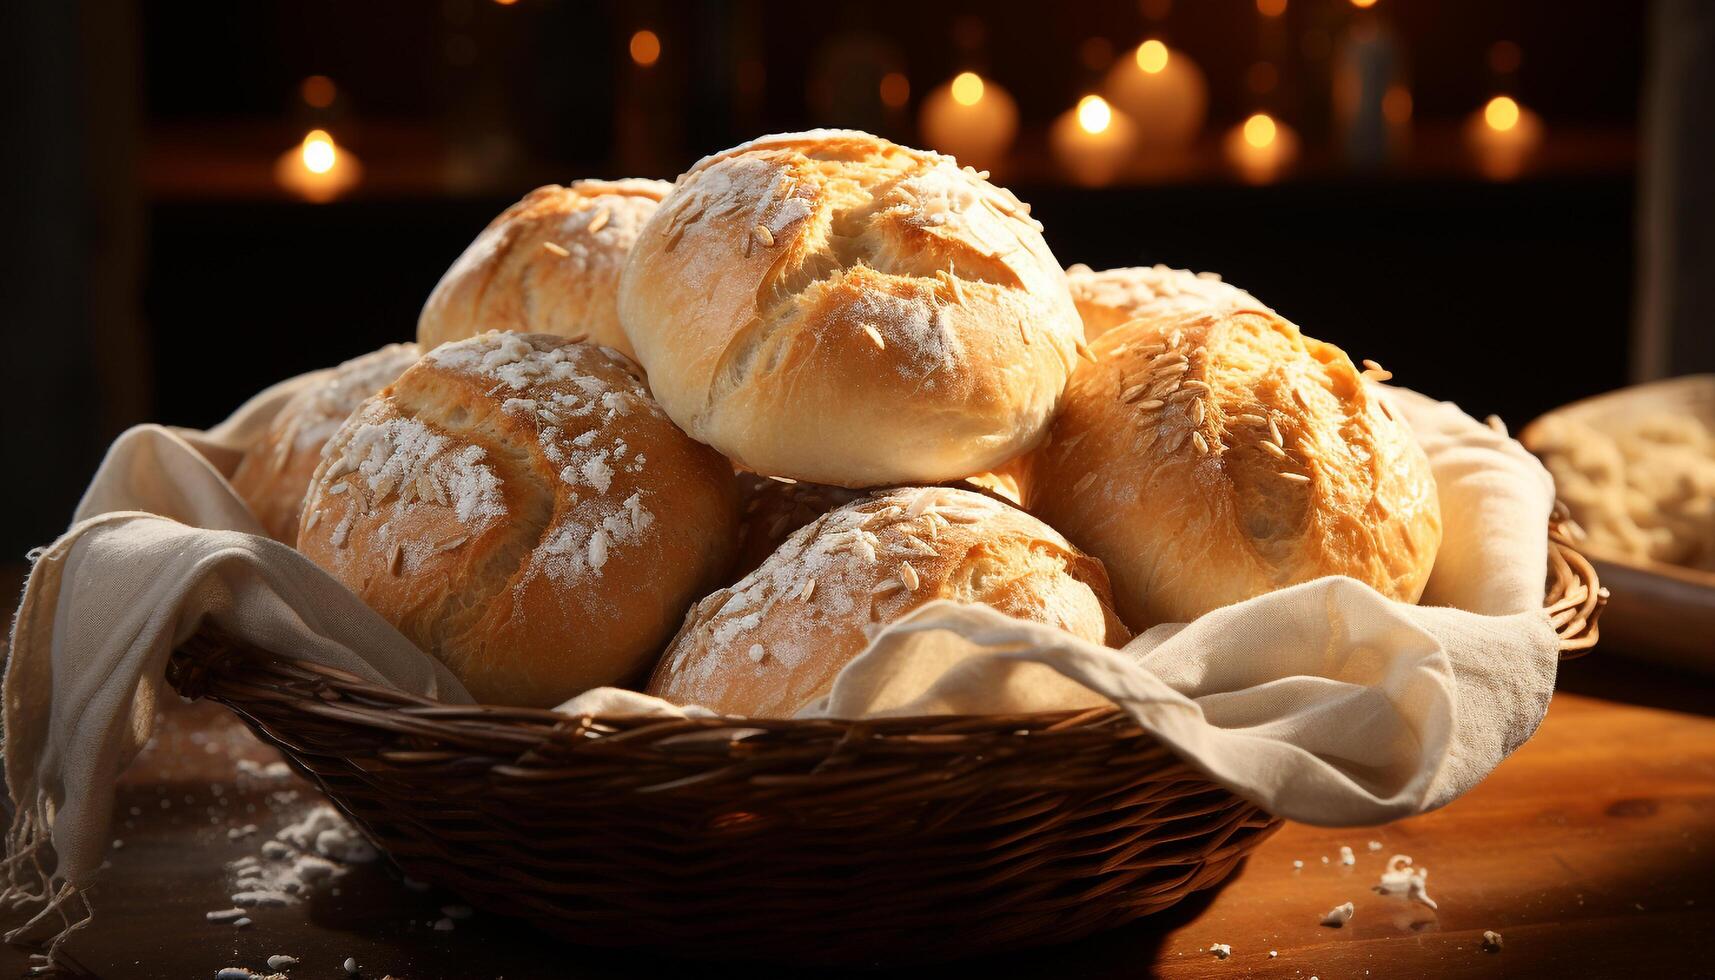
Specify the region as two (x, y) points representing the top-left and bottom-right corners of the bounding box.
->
(1383, 85), (1414, 125)
(1466, 95), (1542, 180)
(1225, 113), (1298, 183)
(950, 71), (985, 106)
(1052, 95), (1137, 186)
(301, 130), (336, 174)
(879, 72), (910, 109)
(1103, 39), (1207, 154)
(1257, 0), (1287, 15)
(1350, 0), (1378, 7)
(921, 73), (1018, 172)
(300, 75), (336, 109)
(1485, 95), (1521, 131)
(1135, 40), (1169, 74)
(629, 30), (660, 67)
(275, 128), (361, 202)
(492, 0), (518, 5)
(1076, 95), (1113, 134)
(1242, 113), (1278, 149)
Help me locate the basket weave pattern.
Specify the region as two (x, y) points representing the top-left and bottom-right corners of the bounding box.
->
(166, 519), (1602, 962)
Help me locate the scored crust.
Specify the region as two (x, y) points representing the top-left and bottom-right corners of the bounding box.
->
(419, 179), (672, 358)
(618, 130), (1085, 487)
(647, 486), (1130, 717)
(1027, 309), (1442, 630)
(297, 332), (736, 707)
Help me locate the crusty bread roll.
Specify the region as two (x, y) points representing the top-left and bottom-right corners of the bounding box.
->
(230, 343), (421, 542)
(617, 130), (1086, 487)
(1066, 264), (1264, 339)
(1027, 310), (1441, 630)
(298, 332), (737, 707)
(418, 179), (672, 359)
(647, 486), (1130, 717)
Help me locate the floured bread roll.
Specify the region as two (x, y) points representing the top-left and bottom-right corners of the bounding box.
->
(230, 343), (421, 542)
(419, 179), (672, 358)
(298, 332), (737, 706)
(1027, 310), (1441, 630)
(618, 130), (1085, 487)
(1066, 264), (1264, 339)
(647, 486), (1130, 717)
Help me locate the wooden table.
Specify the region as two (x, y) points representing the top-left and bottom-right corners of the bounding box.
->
(2, 648), (1710, 979)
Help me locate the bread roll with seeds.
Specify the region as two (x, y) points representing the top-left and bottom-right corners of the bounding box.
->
(618, 130), (1086, 487)
(419, 179), (672, 359)
(1067, 264), (1265, 340)
(230, 343), (422, 542)
(1026, 310), (1441, 630)
(298, 332), (737, 707)
(647, 486), (1130, 717)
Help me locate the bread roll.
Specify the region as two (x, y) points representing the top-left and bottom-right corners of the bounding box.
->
(647, 486), (1130, 717)
(1067, 264), (1264, 339)
(418, 179), (672, 359)
(230, 343), (421, 542)
(298, 332), (737, 707)
(618, 130), (1085, 487)
(1027, 310), (1441, 630)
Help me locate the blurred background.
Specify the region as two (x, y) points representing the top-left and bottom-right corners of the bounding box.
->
(1, 0), (1710, 557)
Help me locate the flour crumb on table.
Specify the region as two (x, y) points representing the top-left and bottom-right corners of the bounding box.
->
(1367, 839), (1383, 851)
(1374, 854), (1438, 910)
(205, 907), (246, 923)
(343, 956), (360, 975)
(266, 955), (300, 970)
(1207, 942), (1232, 958)
(1339, 844), (1356, 865)
(1320, 901), (1356, 927)
(1482, 929), (1504, 952)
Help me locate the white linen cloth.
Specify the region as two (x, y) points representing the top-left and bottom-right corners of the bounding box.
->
(3, 373), (1561, 954)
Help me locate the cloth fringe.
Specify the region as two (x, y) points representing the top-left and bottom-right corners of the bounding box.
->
(2, 797), (93, 969)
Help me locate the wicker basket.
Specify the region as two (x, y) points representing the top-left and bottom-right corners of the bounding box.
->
(165, 518), (1603, 964)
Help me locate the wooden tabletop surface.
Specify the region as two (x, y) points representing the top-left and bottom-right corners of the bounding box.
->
(2, 636), (1711, 978)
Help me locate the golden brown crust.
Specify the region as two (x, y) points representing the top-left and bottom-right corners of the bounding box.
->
(618, 130), (1084, 487)
(1026, 310), (1442, 630)
(647, 486), (1130, 717)
(229, 343), (422, 542)
(418, 179), (672, 359)
(1066, 264), (1265, 340)
(297, 332), (737, 707)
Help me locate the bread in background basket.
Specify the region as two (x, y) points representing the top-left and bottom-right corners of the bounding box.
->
(1522, 374), (1714, 672)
